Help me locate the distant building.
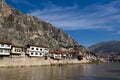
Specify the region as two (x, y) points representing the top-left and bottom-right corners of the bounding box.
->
(49, 49), (74, 60)
(62, 51), (73, 59)
(0, 41), (12, 56)
(26, 45), (49, 57)
(11, 45), (26, 57)
(49, 49), (62, 60)
(53, 53), (62, 60)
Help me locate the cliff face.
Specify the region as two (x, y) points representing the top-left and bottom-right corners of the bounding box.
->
(0, 0), (85, 51)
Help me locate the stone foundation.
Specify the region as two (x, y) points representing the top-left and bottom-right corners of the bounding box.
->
(0, 57), (91, 67)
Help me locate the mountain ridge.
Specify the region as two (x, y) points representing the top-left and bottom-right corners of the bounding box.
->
(88, 40), (120, 54)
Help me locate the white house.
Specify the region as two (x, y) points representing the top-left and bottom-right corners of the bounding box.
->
(0, 41), (12, 56)
(27, 45), (49, 57)
(49, 49), (63, 60)
(11, 45), (26, 57)
(53, 53), (62, 60)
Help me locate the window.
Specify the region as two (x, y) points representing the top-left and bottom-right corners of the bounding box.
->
(36, 48), (38, 50)
(40, 53), (42, 55)
(40, 49), (42, 51)
(36, 53), (38, 55)
(31, 53), (33, 55)
(0, 50), (3, 53)
(4, 50), (9, 53)
(18, 49), (21, 52)
(45, 48), (48, 50)
(1, 44), (4, 47)
(15, 49), (17, 52)
(7, 44), (10, 47)
(31, 48), (34, 50)
(16, 49), (20, 52)
(22, 49), (24, 52)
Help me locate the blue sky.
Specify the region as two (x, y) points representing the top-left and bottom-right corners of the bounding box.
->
(5, 0), (120, 47)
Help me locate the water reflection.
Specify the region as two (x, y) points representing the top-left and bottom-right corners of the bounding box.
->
(108, 70), (120, 73)
(0, 63), (119, 80)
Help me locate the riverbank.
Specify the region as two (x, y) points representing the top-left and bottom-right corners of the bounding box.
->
(0, 57), (92, 67)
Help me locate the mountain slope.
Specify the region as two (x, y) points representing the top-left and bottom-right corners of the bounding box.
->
(88, 40), (120, 54)
(0, 0), (88, 52)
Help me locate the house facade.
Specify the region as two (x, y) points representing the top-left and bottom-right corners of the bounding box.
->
(53, 53), (62, 60)
(63, 51), (73, 59)
(49, 49), (63, 60)
(11, 45), (26, 57)
(27, 45), (49, 57)
(0, 41), (12, 56)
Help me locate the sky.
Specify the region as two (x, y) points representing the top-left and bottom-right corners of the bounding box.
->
(5, 0), (120, 47)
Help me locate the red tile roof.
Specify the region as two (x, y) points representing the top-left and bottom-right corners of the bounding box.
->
(12, 44), (27, 48)
(0, 40), (11, 44)
(27, 44), (49, 48)
(50, 49), (64, 54)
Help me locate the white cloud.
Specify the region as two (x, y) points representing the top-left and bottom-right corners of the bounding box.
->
(29, 0), (120, 31)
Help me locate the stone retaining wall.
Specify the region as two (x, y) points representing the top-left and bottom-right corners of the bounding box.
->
(0, 57), (91, 67)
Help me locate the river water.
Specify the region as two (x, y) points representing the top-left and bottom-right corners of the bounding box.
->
(0, 63), (119, 80)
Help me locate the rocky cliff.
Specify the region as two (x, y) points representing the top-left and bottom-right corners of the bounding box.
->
(0, 0), (88, 52)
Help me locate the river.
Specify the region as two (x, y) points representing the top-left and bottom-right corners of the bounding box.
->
(0, 63), (119, 80)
